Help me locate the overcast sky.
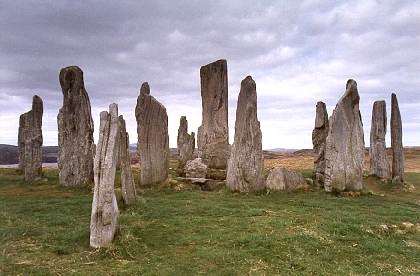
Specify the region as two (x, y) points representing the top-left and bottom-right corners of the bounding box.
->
(0, 0), (419, 149)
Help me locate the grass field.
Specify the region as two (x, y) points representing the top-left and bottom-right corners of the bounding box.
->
(0, 164), (419, 275)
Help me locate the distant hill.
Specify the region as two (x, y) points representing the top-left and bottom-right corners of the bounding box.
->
(0, 144), (58, 164)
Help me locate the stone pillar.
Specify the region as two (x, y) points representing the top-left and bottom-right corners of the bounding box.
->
(135, 82), (169, 186)
(90, 103), (120, 248)
(311, 101), (329, 185)
(18, 95), (43, 181)
(226, 76), (264, 192)
(369, 100), (390, 179)
(57, 66), (94, 187)
(197, 59), (230, 169)
(119, 115), (136, 205)
(391, 93), (404, 183)
(324, 79), (365, 192)
(177, 116), (195, 175)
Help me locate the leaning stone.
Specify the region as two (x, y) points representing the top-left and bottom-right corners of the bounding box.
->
(391, 93), (404, 183)
(18, 95), (43, 181)
(324, 79), (365, 192)
(135, 82), (169, 186)
(90, 103), (120, 248)
(226, 76), (265, 192)
(197, 59), (230, 169)
(311, 101), (329, 185)
(369, 100), (390, 179)
(58, 66), (94, 187)
(184, 158), (207, 178)
(177, 116), (195, 175)
(118, 115), (136, 205)
(266, 168), (308, 192)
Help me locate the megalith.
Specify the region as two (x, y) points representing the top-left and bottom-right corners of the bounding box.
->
(391, 93), (404, 183)
(311, 101), (329, 185)
(266, 168), (309, 192)
(90, 103), (120, 248)
(135, 82), (169, 186)
(324, 79), (365, 192)
(119, 115), (136, 205)
(177, 116), (195, 175)
(57, 66), (94, 187)
(369, 100), (390, 179)
(197, 59), (230, 169)
(226, 76), (265, 192)
(18, 95), (43, 181)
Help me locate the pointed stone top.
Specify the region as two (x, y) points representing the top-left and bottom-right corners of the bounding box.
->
(346, 79), (357, 90)
(241, 75), (255, 87)
(391, 92), (398, 102)
(59, 66), (84, 92)
(340, 79), (360, 104)
(109, 103), (118, 118)
(32, 95), (43, 112)
(140, 82), (150, 95)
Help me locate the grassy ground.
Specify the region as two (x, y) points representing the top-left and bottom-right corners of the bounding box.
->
(0, 167), (419, 275)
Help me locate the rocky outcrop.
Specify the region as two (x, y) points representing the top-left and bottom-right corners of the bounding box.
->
(311, 101), (329, 185)
(197, 59), (230, 169)
(226, 76), (265, 192)
(57, 66), (94, 187)
(369, 100), (390, 179)
(135, 82), (169, 186)
(177, 116), (195, 175)
(266, 168), (308, 192)
(391, 93), (404, 183)
(184, 158), (207, 178)
(90, 103), (120, 248)
(119, 115), (136, 205)
(18, 95), (43, 181)
(324, 79), (365, 192)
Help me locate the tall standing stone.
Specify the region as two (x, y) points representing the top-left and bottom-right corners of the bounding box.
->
(177, 116), (195, 175)
(311, 101), (329, 185)
(18, 95), (43, 181)
(324, 79), (365, 192)
(90, 103), (120, 248)
(119, 115), (136, 205)
(391, 93), (404, 183)
(197, 59), (230, 169)
(57, 66), (94, 187)
(226, 76), (264, 192)
(369, 100), (390, 179)
(135, 82), (169, 186)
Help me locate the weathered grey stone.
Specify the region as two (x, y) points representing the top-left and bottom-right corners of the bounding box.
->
(311, 101), (329, 185)
(226, 76), (265, 192)
(18, 95), (43, 181)
(266, 168), (308, 192)
(90, 103), (120, 248)
(58, 66), (94, 187)
(369, 100), (390, 179)
(197, 59), (230, 169)
(177, 116), (195, 175)
(324, 79), (365, 192)
(135, 82), (169, 186)
(391, 93), (404, 183)
(119, 115), (136, 205)
(184, 158), (207, 178)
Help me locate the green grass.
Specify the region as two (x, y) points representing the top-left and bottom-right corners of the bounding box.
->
(0, 168), (419, 275)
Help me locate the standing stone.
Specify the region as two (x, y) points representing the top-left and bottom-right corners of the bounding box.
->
(226, 76), (265, 192)
(324, 79), (365, 192)
(90, 103), (120, 248)
(391, 93), (404, 183)
(119, 115), (136, 205)
(18, 95), (43, 181)
(369, 101), (390, 179)
(57, 66), (94, 187)
(311, 101), (329, 185)
(135, 82), (169, 186)
(197, 59), (230, 169)
(177, 116), (195, 175)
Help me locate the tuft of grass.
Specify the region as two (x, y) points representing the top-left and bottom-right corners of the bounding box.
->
(0, 168), (419, 275)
